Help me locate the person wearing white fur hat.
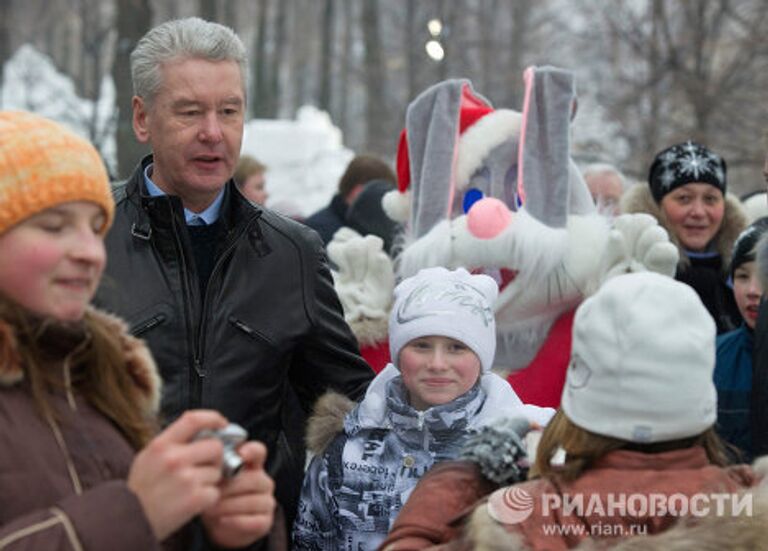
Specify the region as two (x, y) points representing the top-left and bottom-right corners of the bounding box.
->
(292, 267), (553, 551)
(418, 272), (759, 551)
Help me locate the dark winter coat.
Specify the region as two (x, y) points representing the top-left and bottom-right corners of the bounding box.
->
(0, 306), (162, 550)
(715, 324), (754, 461)
(94, 156), (374, 537)
(621, 184), (746, 334)
(304, 193), (348, 245)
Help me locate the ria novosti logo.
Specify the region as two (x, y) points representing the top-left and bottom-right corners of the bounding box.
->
(488, 486), (535, 524)
(486, 487), (752, 525)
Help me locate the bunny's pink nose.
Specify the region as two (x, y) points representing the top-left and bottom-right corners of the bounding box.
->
(466, 197), (513, 239)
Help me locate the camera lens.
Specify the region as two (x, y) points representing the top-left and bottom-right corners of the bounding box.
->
(222, 448), (244, 478)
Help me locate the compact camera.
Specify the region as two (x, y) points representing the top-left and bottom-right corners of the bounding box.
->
(195, 423), (248, 478)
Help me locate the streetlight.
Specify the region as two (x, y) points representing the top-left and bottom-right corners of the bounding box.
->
(427, 19), (443, 37)
(425, 40), (445, 61)
(425, 18), (445, 62)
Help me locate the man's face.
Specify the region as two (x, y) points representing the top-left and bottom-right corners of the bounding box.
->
(585, 171), (623, 216)
(132, 57), (245, 212)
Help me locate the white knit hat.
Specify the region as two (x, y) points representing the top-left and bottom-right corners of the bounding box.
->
(389, 267), (498, 372)
(561, 272), (717, 443)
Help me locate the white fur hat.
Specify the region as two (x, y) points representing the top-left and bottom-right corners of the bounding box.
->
(389, 267), (498, 372)
(562, 272), (717, 443)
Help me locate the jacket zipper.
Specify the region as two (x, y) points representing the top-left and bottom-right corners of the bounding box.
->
(190, 217), (259, 406)
(228, 316), (275, 346)
(416, 411), (432, 451)
(131, 314), (166, 337)
(169, 211), (202, 407)
(47, 415), (83, 496)
(48, 357), (82, 495)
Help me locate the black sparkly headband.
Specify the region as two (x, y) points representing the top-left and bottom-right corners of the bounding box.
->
(648, 141), (726, 203)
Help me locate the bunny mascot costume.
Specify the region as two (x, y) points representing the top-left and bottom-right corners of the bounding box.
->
(331, 66), (679, 407)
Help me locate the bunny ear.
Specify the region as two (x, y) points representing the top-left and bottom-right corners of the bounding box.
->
(516, 66), (576, 228)
(404, 79), (493, 238)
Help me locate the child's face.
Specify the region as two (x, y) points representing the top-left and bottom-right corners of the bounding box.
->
(399, 335), (481, 411)
(733, 261), (762, 329)
(0, 201), (107, 322)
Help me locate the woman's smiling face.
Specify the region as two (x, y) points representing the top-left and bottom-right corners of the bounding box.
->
(660, 183), (724, 252)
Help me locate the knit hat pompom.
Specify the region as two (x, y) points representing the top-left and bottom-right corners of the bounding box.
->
(0, 111), (114, 235)
(388, 267), (498, 372)
(648, 140), (726, 203)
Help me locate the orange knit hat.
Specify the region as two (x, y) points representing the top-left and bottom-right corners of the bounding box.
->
(0, 111), (114, 235)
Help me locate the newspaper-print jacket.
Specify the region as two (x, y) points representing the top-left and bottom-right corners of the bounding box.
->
(292, 364), (554, 551)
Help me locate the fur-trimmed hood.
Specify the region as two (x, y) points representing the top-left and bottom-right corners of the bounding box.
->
(304, 391), (355, 456)
(621, 184), (747, 271)
(0, 305), (161, 418)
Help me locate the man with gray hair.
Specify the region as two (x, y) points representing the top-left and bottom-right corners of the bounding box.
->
(96, 17), (373, 548)
(582, 162), (628, 217)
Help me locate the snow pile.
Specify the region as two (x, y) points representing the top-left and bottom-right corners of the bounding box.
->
(2, 45), (117, 175)
(241, 106), (353, 219)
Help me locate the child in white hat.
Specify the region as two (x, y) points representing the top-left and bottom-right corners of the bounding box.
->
(292, 267), (552, 551)
(446, 272), (758, 550)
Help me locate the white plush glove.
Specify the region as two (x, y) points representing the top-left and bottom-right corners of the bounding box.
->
(594, 213), (679, 289)
(327, 228), (394, 343)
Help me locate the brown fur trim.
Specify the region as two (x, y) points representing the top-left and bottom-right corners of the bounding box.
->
(0, 306), (161, 417)
(349, 316), (389, 347)
(305, 391), (355, 455)
(621, 184), (747, 271)
(84, 307), (162, 416)
(463, 503), (528, 551)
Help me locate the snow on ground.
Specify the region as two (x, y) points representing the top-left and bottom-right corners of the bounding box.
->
(2, 45), (118, 176)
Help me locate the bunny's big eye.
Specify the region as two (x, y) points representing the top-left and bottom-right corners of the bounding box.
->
(463, 188), (484, 213)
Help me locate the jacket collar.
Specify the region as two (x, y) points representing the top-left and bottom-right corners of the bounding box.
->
(125, 155), (264, 245)
(345, 369), (486, 436)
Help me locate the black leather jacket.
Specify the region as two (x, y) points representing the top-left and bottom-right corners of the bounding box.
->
(95, 157), (373, 534)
